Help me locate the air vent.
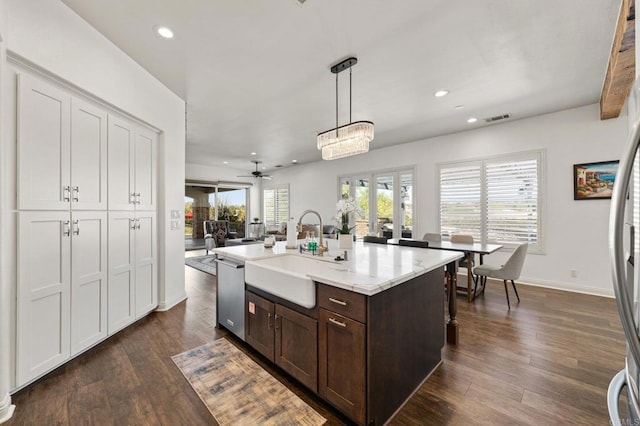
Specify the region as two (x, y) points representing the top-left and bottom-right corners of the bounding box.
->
(275, 165), (283, 168)
(296, 0), (307, 4)
(484, 114), (511, 123)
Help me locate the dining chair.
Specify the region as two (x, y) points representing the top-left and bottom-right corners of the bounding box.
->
(450, 234), (475, 268)
(363, 236), (388, 244)
(472, 243), (528, 309)
(422, 233), (442, 242)
(398, 239), (429, 248)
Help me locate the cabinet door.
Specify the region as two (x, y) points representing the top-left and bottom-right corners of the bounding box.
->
(70, 212), (107, 355)
(245, 291), (275, 362)
(108, 212), (136, 333)
(319, 309), (366, 425)
(70, 98), (107, 210)
(134, 212), (157, 317)
(17, 211), (71, 385)
(134, 128), (156, 211)
(275, 304), (318, 391)
(17, 73), (71, 210)
(107, 115), (134, 211)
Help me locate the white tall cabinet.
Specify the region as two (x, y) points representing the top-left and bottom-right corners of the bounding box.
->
(15, 72), (157, 386)
(108, 211), (157, 334)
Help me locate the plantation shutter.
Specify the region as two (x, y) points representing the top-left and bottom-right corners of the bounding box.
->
(486, 159), (539, 244)
(274, 186), (289, 224)
(263, 185), (289, 227)
(439, 163), (482, 240)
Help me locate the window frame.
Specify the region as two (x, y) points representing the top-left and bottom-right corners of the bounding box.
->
(437, 150), (545, 253)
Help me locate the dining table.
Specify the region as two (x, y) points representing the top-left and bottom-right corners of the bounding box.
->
(387, 238), (503, 344)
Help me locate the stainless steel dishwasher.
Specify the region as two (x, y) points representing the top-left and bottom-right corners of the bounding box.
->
(215, 257), (245, 340)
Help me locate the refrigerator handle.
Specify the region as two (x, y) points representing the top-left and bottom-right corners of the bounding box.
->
(611, 117), (640, 369)
(608, 369), (626, 426)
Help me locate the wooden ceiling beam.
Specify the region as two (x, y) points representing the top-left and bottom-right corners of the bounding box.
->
(600, 0), (635, 120)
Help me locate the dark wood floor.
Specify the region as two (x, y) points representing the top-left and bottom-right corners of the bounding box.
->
(6, 250), (625, 425)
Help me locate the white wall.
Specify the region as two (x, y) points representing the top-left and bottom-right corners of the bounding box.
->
(1, 0), (186, 392)
(0, 0), (15, 420)
(268, 104), (628, 297)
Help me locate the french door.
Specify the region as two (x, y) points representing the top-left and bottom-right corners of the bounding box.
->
(339, 168), (415, 239)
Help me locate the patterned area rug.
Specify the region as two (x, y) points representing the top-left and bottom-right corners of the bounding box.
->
(172, 338), (326, 426)
(185, 255), (216, 276)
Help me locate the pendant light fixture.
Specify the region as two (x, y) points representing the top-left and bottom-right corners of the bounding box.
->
(317, 57), (374, 160)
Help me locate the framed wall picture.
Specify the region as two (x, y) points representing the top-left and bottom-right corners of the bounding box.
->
(573, 160), (619, 200)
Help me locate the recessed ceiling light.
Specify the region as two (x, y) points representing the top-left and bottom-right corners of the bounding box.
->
(467, 117), (478, 123)
(262, 167), (266, 170)
(251, 152), (257, 156)
(155, 26), (174, 39)
(434, 90), (449, 98)
(455, 105), (464, 110)
(223, 161), (228, 164)
(292, 160), (298, 164)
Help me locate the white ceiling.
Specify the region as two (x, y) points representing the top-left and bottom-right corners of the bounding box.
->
(61, 0), (621, 174)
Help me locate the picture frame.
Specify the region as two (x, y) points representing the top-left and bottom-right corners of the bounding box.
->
(573, 160), (619, 200)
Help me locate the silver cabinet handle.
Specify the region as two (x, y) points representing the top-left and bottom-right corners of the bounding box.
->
(62, 220), (70, 236)
(130, 192), (136, 204)
(329, 297), (347, 306)
(328, 317), (346, 328)
(136, 218), (141, 230)
(72, 220), (79, 236)
(72, 186), (79, 202)
(136, 193), (141, 204)
(130, 218), (136, 230)
(268, 313), (273, 329)
(610, 104), (640, 371)
(63, 186), (71, 202)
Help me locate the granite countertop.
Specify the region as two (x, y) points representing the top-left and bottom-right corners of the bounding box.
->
(213, 239), (462, 296)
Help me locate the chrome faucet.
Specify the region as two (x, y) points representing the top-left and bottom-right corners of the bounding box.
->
(297, 209), (327, 256)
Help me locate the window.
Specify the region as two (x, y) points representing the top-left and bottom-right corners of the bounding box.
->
(263, 184), (289, 227)
(439, 151), (544, 252)
(339, 168), (416, 239)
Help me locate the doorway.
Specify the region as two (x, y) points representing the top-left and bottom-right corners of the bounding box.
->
(185, 182), (249, 250)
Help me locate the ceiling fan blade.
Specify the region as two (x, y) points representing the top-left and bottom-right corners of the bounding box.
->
(237, 175), (253, 178)
(262, 175), (273, 180)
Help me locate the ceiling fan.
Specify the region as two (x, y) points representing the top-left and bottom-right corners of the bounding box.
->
(237, 160), (272, 179)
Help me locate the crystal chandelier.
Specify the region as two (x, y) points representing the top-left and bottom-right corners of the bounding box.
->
(317, 57), (374, 160)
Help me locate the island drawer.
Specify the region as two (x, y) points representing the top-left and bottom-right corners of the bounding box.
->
(318, 284), (366, 323)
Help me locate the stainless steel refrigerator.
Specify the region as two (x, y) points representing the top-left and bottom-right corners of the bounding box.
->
(608, 79), (640, 425)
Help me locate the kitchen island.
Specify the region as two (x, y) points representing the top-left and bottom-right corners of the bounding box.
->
(213, 240), (462, 425)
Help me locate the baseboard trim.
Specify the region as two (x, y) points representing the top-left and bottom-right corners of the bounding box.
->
(0, 393), (15, 424)
(156, 293), (188, 311)
(457, 272), (614, 298)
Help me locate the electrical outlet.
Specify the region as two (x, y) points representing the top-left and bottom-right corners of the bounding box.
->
(570, 270), (577, 278)
(171, 220), (179, 230)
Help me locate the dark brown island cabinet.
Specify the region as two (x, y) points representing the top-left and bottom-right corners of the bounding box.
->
(244, 266), (445, 425)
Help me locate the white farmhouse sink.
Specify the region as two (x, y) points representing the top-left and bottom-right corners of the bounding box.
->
(245, 254), (327, 308)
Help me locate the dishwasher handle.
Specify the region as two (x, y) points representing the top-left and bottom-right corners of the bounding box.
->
(215, 258), (245, 269)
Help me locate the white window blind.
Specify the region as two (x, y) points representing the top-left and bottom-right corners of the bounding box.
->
(439, 164), (482, 240)
(263, 185), (289, 227)
(439, 151), (544, 251)
(486, 159), (538, 244)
